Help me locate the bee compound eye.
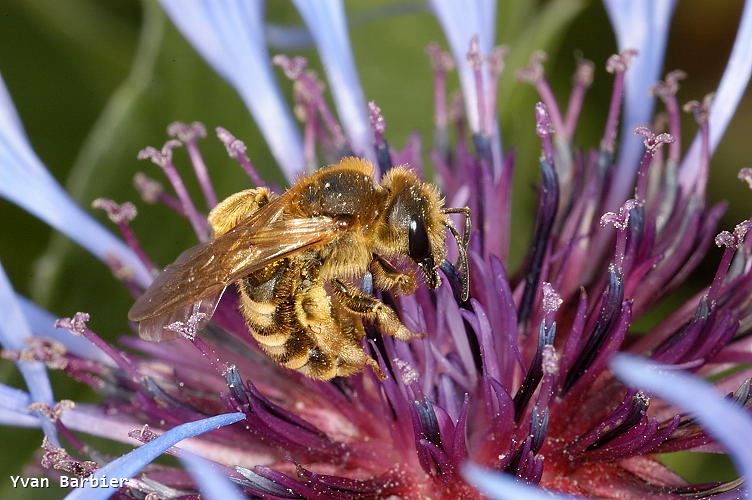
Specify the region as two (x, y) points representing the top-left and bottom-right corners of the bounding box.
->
(408, 217), (431, 262)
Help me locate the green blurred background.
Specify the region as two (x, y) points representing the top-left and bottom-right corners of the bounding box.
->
(0, 0), (748, 497)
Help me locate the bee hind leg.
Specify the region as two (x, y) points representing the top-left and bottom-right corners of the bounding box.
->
(331, 279), (423, 342)
(298, 347), (338, 380)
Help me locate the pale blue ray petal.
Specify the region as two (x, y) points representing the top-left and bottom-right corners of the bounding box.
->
(0, 263), (59, 444)
(462, 463), (574, 500)
(604, 0), (676, 208)
(291, 0), (371, 156)
(17, 296), (113, 365)
(0, 76), (153, 287)
(679, 0), (752, 190)
(430, 0), (496, 134)
(180, 452), (245, 500)
(0, 383), (31, 414)
(159, 0), (303, 180)
(611, 354), (752, 483)
(0, 385), (39, 428)
(0, 409), (40, 428)
(65, 412), (245, 500)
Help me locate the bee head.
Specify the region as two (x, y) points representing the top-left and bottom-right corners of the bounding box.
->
(379, 168), (469, 299)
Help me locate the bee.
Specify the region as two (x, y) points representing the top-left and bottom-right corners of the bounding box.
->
(128, 157), (470, 380)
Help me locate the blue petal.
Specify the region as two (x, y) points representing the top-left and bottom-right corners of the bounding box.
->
(17, 295), (113, 365)
(0, 263), (59, 444)
(0, 383), (31, 414)
(65, 412), (245, 500)
(0, 385), (40, 428)
(679, 0), (752, 189)
(430, 0), (496, 134)
(159, 0), (304, 180)
(603, 0), (676, 208)
(0, 76), (153, 288)
(180, 452), (245, 500)
(291, 0), (371, 156)
(611, 354), (752, 483)
(462, 463), (574, 500)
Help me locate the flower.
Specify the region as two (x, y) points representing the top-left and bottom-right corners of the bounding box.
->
(1, 1), (752, 498)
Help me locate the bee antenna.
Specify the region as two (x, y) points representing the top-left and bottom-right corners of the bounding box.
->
(442, 207), (471, 248)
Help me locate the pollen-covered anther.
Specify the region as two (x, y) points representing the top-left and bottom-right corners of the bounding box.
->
(92, 198), (137, 224)
(574, 59), (595, 87)
(167, 121), (206, 143)
(606, 49), (638, 73)
(541, 282), (562, 315)
(535, 102), (554, 138)
(683, 93), (713, 124)
(41, 437), (98, 477)
(393, 357), (419, 385)
(137, 140), (182, 168)
(129, 424), (158, 443)
(426, 42), (454, 72)
(216, 127), (247, 158)
(164, 307), (207, 341)
(55, 312), (91, 336)
(634, 126), (675, 152)
(541, 345), (559, 376)
(368, 101), (386, 136)
(715, 220), (751, 249)
(487, 45), (509, 75)
(738, 167), (752, 189)
(466, 34), (483, 69)
(2, 338), (68, 369)
(133, 172), (163, 204)
(600, 198), (644, 230)
(272, 54), (308, 80)
(650, 70), (687, 98)
(517, 51), (547, 83)
(28, 400), (75, 422)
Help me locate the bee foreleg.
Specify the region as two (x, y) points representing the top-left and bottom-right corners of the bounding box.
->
(369, 255), (417, 295)
(331, 279), (422, 341)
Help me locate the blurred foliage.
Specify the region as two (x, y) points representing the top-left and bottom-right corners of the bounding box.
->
(0, 0), (749, 496)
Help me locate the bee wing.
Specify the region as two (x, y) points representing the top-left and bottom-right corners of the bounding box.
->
(128, 215), (342, 341)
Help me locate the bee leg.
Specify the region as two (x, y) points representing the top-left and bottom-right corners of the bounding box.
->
(331, 279), (422, 341)
(336, 355), (386, 380)
(298, 347), (338, 380)
(330, 311), (386, 379)
(370, 255), (417, 295)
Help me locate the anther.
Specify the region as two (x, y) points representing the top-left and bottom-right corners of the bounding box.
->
(650, 70), (687, 98)
(606, 49), (638, 74)
(137, 140), (182, 168)
(517, 51), (547, 84)
(541, 282), (563, 316)
(426, 42), (455, 72)
(683, 94), (714, 125)
(167, 121), (206, 143)
(739, 168), (752, 189)
(600, 199), (644, 230)
(133, 173), (163, 204)
(91, 198), (137, 225)
(216, 127), (265, 187)
(55, 312), (91, 336)
(633, 127), (675, 152)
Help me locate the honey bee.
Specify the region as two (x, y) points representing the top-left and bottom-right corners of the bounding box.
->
(128, 157), (470, 380)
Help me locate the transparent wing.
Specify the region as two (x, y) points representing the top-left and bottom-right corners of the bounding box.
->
(128, 214), (342, 341)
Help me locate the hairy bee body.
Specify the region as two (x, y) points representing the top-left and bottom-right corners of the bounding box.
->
(129, 157), (470, 380)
